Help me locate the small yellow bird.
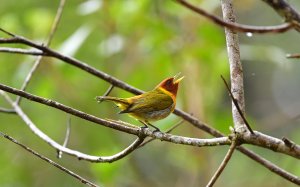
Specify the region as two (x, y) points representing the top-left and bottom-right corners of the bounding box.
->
(96, 74), (184, 131)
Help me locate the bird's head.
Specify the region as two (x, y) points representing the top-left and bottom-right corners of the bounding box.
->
(156, 73), (184, 96)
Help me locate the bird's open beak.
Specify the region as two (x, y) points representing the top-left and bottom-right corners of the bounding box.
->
(173, 72), (184, 84)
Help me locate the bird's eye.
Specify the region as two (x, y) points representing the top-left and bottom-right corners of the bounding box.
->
(166, 79), (173, 85)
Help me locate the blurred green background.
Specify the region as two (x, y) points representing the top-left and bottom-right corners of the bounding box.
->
(0, 0), (299, 186)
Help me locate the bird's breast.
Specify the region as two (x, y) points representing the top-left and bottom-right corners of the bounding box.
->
(129, 104), (174, 122)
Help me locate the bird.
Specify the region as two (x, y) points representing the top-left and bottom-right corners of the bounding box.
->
(96, 74), (184, 131)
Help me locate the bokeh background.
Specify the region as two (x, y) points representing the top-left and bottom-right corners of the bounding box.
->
(0, 0), (299, 186)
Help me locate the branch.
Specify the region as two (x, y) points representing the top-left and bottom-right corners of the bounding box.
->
(0, 90), (146, 163)
(207, 138), (237, 187)
(138, 119), (184, 148)
(57, 115), (71, 158)
(0, 47), (45, 56)
(0, 131), (99, 187)
(176, 0), (294, 33)
(286, 53), (300, 59)
(221, 0), (247, 132)
(0, 29), (299, 183)
(262, 0), (300, 31)
(0, 107), (15, 114)
(0, 86), (231, 148)
(242, 131), (300, 159)
(221, 76), (254, 134)
(237, 147), (300, 185)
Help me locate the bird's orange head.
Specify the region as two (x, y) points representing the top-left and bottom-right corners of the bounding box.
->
(156, 73), (184, 97)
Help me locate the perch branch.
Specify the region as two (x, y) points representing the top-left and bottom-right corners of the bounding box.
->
(1, 90), (147, 163)
(0, 86), (232, 149)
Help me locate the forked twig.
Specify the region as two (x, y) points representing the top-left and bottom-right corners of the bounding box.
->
(57, 115), (71, 158)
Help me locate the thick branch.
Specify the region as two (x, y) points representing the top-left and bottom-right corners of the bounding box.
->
(242, 131), (300, 159)
(221, 0), (247, 131)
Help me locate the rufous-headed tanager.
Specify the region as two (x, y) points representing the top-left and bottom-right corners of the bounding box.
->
(96, 74), (184, 131)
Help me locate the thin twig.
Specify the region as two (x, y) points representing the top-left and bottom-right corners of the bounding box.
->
(0, 131), (99, 187)
(0, 107), (15, 114)
(15, 0), (66, 105)
(207, 138), (237, 187)
(97, 85), (114, 103)
(286, 53), (300, 59)
(0, 47), (44, 56)
(57, 115), (71, 158)
(176, 0), (294, 33)
(0, 27), (15, 37)
(221, 75), (254, 134)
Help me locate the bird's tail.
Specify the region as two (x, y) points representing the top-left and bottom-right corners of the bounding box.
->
(96, 96), (129, 105)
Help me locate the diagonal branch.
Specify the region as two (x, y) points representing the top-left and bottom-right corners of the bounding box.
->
(0, 131), (99, 187)
(237, 147), (300, 185)
(221, 75), (254, 134)
(207, 138), (238, 187)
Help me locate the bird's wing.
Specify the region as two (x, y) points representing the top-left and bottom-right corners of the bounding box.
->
(120, 91), (174, 114)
